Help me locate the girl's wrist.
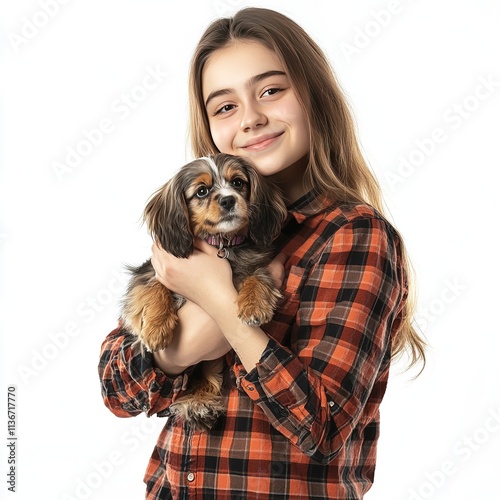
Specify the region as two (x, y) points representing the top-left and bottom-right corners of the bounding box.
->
(209, 298), (270, 372)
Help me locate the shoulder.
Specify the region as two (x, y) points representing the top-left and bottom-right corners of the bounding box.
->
(307, 204), (405, 288)
(283, 201), (401, 269)
(314, 202), (399, 243)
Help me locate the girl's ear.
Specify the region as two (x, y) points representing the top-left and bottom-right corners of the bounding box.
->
(143, 178), (194, 258)
(246, 165), (288, 246)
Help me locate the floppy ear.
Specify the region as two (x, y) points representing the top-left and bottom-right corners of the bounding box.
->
(245, 165), (288, 246)
(143, 176), (194, 258)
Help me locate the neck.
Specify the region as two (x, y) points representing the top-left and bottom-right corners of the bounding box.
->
(269, 155), (308, 204)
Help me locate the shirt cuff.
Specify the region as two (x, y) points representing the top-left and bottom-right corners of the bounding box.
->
(235, 338), (298, 403)
(147, 367), (192, 417)
(122, 347), (192, 417)
(236, 338), (356, 424)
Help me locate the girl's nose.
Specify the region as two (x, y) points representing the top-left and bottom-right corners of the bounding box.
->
(240, 103), (267, 131)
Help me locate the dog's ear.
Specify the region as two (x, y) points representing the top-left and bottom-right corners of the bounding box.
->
(143, 177), (194, 258)
(245, 164), (288, 246)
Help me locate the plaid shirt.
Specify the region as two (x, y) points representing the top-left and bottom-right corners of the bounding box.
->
(99, 194), (408, 499)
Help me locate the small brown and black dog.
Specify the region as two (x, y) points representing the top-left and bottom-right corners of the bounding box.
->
(120, 153), (287, 429)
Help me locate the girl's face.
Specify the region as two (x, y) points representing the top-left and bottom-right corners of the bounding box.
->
(202, 40), (310, 201)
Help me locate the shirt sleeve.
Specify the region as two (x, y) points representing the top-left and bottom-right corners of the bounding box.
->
(98, 326), (191, 418)
(234, 216), (407, 464)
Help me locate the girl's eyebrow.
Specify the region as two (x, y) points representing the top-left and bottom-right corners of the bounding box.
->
(204, 70), (287, 107)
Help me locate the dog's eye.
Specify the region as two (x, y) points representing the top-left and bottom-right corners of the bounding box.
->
(231, 178), (245, 190)
(196, 186), (210, 198)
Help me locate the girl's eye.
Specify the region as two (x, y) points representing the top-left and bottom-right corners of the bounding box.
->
(196, 186), (210, 198)
(262, 87), (283, 97)
(214, 104), (235, 116)
(231, 178), (245, 189)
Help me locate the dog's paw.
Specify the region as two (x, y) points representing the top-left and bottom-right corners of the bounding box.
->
(140, 310), (177, 352)
(238, 309), (273, 327)
(242, 317), (264, 327)
(237, 276), (281, 326)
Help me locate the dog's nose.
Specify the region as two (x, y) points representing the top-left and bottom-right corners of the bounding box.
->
(219, 196), (236, 211)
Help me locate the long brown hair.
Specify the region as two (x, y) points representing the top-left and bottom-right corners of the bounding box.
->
(188, 7), (426, 368)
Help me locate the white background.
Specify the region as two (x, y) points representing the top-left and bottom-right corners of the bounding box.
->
(1, 1), (499, 499)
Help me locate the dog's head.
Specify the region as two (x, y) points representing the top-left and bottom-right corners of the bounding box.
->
(143, 154), (288, 258)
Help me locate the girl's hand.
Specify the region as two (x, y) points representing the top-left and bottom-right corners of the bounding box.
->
(151, 239), (237, 313)
(268, 252), (287, 289)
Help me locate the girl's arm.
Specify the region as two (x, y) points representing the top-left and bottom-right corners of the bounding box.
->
(98, 325), (188, 418)
(151, 240), (273, 373)
(151, 251), (286, 375)
(99, 248), (285, 417)
(152, 300), (231, 375)
(98, 307), (229, 418)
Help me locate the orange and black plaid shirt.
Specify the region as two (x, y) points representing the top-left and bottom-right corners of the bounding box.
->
(99, 194), (408, 499)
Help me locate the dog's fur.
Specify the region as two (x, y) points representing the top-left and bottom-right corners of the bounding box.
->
(120, 154), (287, 430)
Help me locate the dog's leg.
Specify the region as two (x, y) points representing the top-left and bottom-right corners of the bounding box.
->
(169, 358), (225, 431)
(122, 280), (178, 352)
(236, 270), (282, 326)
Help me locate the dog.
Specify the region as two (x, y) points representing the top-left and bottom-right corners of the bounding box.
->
(120, 153), (287, 430)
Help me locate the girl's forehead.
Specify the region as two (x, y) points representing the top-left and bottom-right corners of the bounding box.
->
(207, 39), (280, 67)
(201, 40), (285, 96)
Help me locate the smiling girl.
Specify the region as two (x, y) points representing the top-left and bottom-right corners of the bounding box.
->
(99, 8), (425, 499)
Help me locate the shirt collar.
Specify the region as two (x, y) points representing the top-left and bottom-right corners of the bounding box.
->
(286, 191), (337, 223)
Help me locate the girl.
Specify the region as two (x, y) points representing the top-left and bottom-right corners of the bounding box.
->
(99, 7), (425, 499)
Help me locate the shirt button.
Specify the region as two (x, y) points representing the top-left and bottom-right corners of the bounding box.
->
(246, 385), (255, 391)
(328, 401), (335, 408)
(187, 472), (195, 482)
